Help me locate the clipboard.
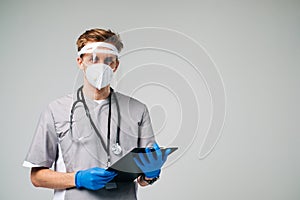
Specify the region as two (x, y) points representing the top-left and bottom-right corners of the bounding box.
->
(107, 147), (178, 182)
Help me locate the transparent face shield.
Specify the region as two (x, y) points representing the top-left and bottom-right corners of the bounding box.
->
(83, 52), (118, 66)
(78, 42), (119, 66)
(78, 42), (119, 90)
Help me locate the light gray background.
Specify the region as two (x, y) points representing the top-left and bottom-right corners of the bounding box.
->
(0, 0), (299, 199)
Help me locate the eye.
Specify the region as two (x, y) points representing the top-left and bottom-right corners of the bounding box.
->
(85, 55), (94, 63)
(104, 57), (114, 65)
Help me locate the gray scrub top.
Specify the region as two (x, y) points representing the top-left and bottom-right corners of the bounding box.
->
(24, 89), (155, 200)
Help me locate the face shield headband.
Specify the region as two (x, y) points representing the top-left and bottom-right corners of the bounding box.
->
(77, 42), (120, 61)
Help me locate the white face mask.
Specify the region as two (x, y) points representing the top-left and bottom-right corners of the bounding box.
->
(85, 63), (113, 90)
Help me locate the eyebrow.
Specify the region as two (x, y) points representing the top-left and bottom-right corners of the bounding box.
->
(84, 54), (116, 59)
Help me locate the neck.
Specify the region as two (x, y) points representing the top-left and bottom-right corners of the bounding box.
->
(82, 78), (110, 100)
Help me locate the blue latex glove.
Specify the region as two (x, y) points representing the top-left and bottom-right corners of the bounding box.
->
(133, 143), (171, 178)
(75, 167), (117, 190)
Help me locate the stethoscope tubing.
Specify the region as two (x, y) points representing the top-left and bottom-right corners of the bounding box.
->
(69, 86), (121, 163)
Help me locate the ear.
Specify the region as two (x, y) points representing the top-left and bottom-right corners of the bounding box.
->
(113, 59), (120, 72)
(77, 57), (85, 70)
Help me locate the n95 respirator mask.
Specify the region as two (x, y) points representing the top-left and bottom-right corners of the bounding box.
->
(85, 63), (113, 90)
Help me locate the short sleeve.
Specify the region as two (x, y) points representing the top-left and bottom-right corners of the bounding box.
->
(23, 105), (58, 168)
(138, 106), (156, 147)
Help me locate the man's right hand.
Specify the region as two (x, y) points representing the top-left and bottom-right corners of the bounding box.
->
(75, 167), (117, 190)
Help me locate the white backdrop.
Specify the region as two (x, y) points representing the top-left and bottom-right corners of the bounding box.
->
(0, 0), (299, 199)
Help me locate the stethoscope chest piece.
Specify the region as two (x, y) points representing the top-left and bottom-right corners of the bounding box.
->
(111, 143), (122, 155)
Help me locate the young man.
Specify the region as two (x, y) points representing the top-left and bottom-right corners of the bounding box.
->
(23, 28), (170, 200)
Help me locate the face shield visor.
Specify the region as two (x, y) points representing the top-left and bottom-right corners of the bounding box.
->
(78, 42), (120, 65)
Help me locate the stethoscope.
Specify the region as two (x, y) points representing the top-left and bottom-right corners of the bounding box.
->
(69, 86), (122, 166)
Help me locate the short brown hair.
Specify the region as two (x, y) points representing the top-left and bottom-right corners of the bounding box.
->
(76, 28), (123, 53)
